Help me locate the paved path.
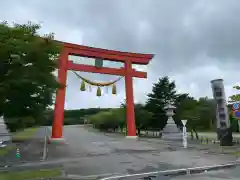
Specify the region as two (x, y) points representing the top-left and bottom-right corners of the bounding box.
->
(35, 126), (50, 138)
(45, 125), (238, 179)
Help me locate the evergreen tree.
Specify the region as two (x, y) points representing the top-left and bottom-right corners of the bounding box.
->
(174, 93), (194, 127)
(145, 76), (178, 129)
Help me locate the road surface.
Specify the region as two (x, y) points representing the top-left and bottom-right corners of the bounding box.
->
(115, 166), (240, 180)
(45, 125), (238, 179)
(171, 166), (240, 180)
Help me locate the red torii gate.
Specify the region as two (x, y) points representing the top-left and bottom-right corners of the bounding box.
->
(52, 41), (154, 141)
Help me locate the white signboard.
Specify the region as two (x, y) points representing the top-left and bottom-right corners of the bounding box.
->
(181, 120), (188, 148)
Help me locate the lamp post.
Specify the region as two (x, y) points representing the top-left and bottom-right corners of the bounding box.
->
(162, 104), (182, 141)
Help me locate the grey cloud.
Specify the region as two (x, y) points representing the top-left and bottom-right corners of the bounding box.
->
(3, 0), (240, 70)
(1, 0), (240, 108)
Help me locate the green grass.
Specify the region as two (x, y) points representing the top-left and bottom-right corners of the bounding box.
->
(232, 151), (240, 156)
(11, 127), (39, 141)
(0, 127), (39, 156)
(0, 168), (62, 180)
(0, 146), (14, 156)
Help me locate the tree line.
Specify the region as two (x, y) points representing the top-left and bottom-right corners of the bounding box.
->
(43, 108), (111, 126)
(88, 77), (240, 135)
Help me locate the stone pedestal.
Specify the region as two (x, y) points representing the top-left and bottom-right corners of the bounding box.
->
(162, 117), (182, 141)
(217, 128), (233, 146)
(0, 116), (10, 142)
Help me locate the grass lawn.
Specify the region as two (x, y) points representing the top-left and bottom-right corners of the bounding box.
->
(0, 146), (14, 156)
(0, 127), (39, 156)
(0, 168), (62, 180)
(232, 151), (240, 156)
(11, 127), (39, 141)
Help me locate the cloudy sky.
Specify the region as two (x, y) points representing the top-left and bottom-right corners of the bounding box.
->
(1, 0), (240, 109)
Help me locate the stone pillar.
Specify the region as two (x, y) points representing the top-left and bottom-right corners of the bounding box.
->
(211, 79), (233, 146)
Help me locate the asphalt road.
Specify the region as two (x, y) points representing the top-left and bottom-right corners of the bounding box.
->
(118, 166), (240, 180)
(171, 166), (240, 180)
(47, 125), (238, 179)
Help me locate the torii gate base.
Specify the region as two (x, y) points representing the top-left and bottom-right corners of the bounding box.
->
(51, 41), (153, 142)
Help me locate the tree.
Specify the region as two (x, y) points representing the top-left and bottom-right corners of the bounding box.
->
(174, 95), (199, 138)
(134, 104), (153, 135)
(145, 76), (178, 129)
(174, 93), (193, 127)
(121, 102), (153, 134)
(120, 101), (153, 133)
(86, 76), (220, 135)
(88, 102), (153, 134)
(229, 85), (240, 102)
(88, 109), (124, 131)
(197, 97), (216, 130)
(175, 96), (216, 139)
(0, 22), (61, 132)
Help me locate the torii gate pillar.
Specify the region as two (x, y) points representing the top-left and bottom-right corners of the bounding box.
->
(125, 60), (136, 137)
(51, 41), (154, 142)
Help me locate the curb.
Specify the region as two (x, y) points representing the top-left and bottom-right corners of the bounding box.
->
(0, 163), (62, 172)
(99, 161), (239, 180)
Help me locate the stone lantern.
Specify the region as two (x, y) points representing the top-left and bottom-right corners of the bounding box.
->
(165, 104), (175, 117)
(162, 104), (182, 141)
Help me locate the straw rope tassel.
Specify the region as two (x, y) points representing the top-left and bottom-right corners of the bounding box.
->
(97, 86), (101, 96)
(112, 84), (117, 95)
(80, 80), (86, 91)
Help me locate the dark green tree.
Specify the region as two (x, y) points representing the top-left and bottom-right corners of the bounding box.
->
(134, 104), (153, 135)
(176, 97), (199, 139)
(197, 97), (216, 130)
(176, 96), (216, 139)
(120, 101), (153, 134)
(0, 22), (61, 132)
(145, 76), (178, 129)
(174, 93), (195, 127)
